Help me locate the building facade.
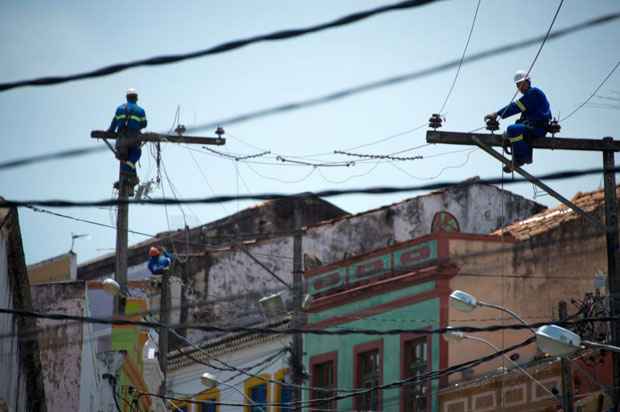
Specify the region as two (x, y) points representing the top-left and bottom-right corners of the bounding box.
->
(0, 205), (47, 412)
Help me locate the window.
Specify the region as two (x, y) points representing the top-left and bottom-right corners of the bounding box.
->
(274, 369), (294, 412)
(196, 387), (220, 412)
(244, 374), (271, 412)
(354, 340), (383, 412)
(401, 337), (430, 412)
(310, 352), (337, 412)
(170, 402), (189, 412)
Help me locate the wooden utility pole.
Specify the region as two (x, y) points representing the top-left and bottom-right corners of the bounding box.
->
(291, 206), (304, 412)
(90, 128), (225, 393)
(427, 128), (620, 408)
(558, 301), (574, 412)
(91, 128), (225, 315)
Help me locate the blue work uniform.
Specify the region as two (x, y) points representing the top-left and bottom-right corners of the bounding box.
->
(108, 101), (147, 175)
(496, 86), (551, 166)
(148, 251), (173, 275)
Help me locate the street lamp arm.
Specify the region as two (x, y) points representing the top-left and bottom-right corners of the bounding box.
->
(463, 334), (561, 403)
(479, 301), (536, 335)
(582, 340), (620, 354)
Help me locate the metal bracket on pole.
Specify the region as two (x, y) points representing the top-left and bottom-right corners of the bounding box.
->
(471, 136), (607, 233)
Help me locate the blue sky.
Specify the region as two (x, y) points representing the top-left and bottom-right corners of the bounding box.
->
(1, 0), (619, 264)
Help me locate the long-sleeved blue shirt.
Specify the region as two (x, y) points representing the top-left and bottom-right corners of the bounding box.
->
(108, 101), (147, 133)
(496, 86), (552, 129)
(148, 251), (173, 275)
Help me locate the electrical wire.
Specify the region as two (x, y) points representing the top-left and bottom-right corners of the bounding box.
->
(333, 150), (423, 161)
(187, 11), (618, 132)
(0, 306), (616, 336)
(561, 60), (620, 122)
(3, 163), (616, 208)
(437, 0), (482, 114)
(498, 0), (564, 119)
(1, 11), (617, 173)
(138, 336), (536, 409)
(0, 0), (441, 92)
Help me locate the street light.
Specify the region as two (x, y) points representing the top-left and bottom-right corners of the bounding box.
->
(450, 290), (535, 334)
(535, 324), (620, 356)
(443, 327), (560, 401)
(101, 277), (132, 300)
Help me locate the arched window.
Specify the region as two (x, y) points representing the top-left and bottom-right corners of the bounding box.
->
(430, 211), (460, 233)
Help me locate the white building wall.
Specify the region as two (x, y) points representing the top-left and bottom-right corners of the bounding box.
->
(169, 335), (291, 412)
(79, 296), (102, 412)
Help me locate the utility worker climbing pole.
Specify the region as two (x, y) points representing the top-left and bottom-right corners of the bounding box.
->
(485, 70), (552, 173)
(108, 88), (147, 188)
(147, 246), (173, 275)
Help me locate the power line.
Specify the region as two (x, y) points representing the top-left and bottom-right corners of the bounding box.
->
(138, 336), (536, 409)
(203, 147), (271, 161)
(0, 306), (616, 336)
(3, 164), (617, 208)
(0, 146), (106, 171)
(186, 12), (620, 132)
(0, 0), (441, 93)
(525, 0), (565, 78)
(437, 0), (482, 114)
(561, 60), (620, 122)
(2, 12), (618, 174)
(333, 150), (423, 161)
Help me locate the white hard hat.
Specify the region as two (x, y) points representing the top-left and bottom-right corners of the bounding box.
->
(126, 88), (138, 96)
(513, 70), (530, 84)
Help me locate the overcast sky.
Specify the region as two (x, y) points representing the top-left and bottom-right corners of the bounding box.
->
(1, 0), (619, 265)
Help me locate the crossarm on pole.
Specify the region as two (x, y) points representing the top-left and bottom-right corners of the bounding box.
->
(471, 136), (608, 233)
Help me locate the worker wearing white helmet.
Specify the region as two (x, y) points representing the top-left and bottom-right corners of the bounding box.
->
(107, 88), (148, 190)
(485, 70), (552, 173)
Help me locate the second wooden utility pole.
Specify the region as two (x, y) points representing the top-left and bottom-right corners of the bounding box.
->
(427, 128), (620, 408)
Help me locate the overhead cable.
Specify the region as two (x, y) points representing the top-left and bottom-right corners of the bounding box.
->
(437, 0), (482, 114)
(0, 306), (616, 336)
(138, 336), (536, 408)
(561, 60), (620, 122)
(0, 0), (441, 93)
(186, 12), (620, 132)
(203, 147), (271, 161)
(2, 12), (618, 173)
(4, 163), (612, 208)
(334, 150), (423, 161)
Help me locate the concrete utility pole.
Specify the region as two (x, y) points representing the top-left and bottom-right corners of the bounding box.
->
(91, 129), (225, 315)
(558, 301), (575, 412)
(426, 128), (620, 408)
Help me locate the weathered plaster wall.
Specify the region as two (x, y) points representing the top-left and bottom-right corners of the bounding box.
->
(303, 183), (544, 266)
(447, 214), (604, 381)
(31, 282), (87, 412)
(186, 237), (294, 341)
(0, 237), (29, 412)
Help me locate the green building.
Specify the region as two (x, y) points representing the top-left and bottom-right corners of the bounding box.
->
(304, 233), (457, 412)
